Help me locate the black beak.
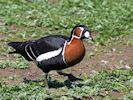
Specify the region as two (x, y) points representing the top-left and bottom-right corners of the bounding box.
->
(90, 37), (94, 41)
(91, 38), (94, 41)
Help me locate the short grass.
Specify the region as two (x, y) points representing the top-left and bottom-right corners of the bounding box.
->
(0, 69), (133, 99)
(0, 0), (133, 99)
(0, 57), (29, 69)
(0, 0), (132, 43)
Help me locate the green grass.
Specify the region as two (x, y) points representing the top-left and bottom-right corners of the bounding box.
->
(0, 0), (132, 43)
(0, 69), (132, 100)
(0, 0), (133, 99)
(0, 57), (29, 69)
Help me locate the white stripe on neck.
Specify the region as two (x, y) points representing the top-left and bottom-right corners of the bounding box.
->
(67, 35), (80, 45)
(36, 48), (62, 62)
(62, 41), (69, 66)
(67, 27), (84, 45)
(72, 35), (81, 39)
(79, 27), (84, 37)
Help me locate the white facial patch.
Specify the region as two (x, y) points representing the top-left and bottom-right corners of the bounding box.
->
(36, 48), (62, 62)
(84, 31), (90, 38)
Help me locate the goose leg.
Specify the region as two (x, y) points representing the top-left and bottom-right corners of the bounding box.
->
(43, 73), (49, 88)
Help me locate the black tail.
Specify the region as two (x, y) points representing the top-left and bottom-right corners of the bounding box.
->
(8, 41), (35, 61)
(8, 42), (23, 54)
(8, 51), (17, 54)
(8, 42), (22, 48)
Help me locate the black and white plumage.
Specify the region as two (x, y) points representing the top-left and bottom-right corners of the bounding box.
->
(8, 25), (93, 87)
(8, 35), (68, 61)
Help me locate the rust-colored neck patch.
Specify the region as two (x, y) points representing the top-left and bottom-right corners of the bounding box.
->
(72, 27), (83, 38)
(64, 38), (85, 66)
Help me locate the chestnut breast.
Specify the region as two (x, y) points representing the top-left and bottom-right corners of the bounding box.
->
(64, 39), (85, 66)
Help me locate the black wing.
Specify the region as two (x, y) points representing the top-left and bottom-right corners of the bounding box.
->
(8, 35), (69, 61)
(32, 35), (69, 54)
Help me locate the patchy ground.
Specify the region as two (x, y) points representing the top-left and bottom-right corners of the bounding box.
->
(0, 34), (132, 85)
(0, 34), (132, 99)
(0, 0), (132, 99)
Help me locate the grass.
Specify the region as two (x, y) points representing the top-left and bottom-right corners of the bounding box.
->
(0, 0), (132, 43)
(0, 57), (29, 69)
(0, 69), (133, 99)
(0, 0), (133, 99)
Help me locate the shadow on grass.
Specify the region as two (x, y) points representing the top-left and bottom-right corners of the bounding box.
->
(23, 74), (84, 88)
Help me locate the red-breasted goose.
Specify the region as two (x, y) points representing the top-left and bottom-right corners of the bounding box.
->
(8, 24), (93, 87)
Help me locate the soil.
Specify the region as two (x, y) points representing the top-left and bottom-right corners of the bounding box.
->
(0, 33), (133, 99)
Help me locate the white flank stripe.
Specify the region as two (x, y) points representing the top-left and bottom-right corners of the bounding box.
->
(25, 45), (35, 61)
(36, 48), (62, 62)
(29, 45), (37, 58)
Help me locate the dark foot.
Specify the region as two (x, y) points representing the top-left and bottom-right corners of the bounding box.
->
(57, 71), (83, 82)
(23, 78), (41, 83)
